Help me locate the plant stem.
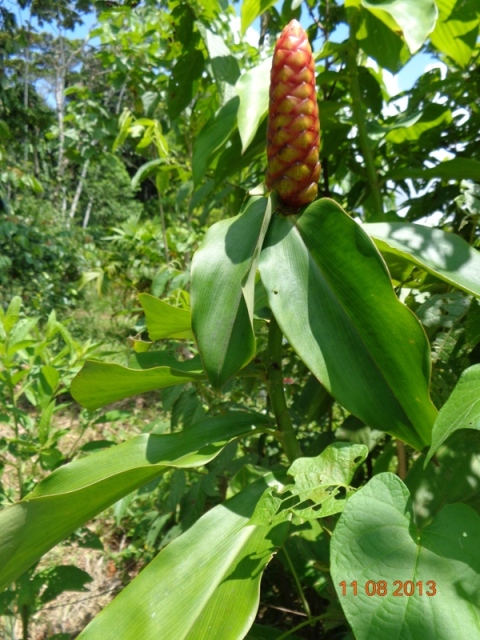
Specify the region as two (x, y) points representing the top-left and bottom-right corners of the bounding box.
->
(276, 613), (329, 639)
(266, 316), (302, 463)
(347, 11), (384, 218)
(282, 545), (313, 621)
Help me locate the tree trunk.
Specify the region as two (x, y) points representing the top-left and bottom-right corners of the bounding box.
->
(82, 196), (93, 228)
(70, 158), (90, 220)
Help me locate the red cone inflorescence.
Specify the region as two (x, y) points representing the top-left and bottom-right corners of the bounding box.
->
(265, 20), (320, 210)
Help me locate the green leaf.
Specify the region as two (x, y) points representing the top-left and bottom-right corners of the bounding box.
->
(241, 0), (276, 33)
(430, 0), (480, 67)
(0, 412), (269, 592)
(128, 351), (203, 373)
(331, 473), (480, 640)
(192, 97), (239, 186)
(361, 0), (437, 53)
(77, 476), (289, 640)
(2, 296), (22, 333)
(425, 364), (480, 464)
(131, 159), (164, 191)
(236, 58), (271, 153)
(39, 565), (92, 605)
(385, 104), (451, 144)
(139, 293), (193, 340)
(364, 221), (480, 298)
(198, 25), (240, 103)
(356, 5), (410, 73)
(259, 199), (436, 449)
(386, 157), (480, 181)
(71, 360), (204, 410)
(406, 430), (480, 527)
(168, 49), (204, 118)
(250, 443), (368, 525)
(191, 196), (271, 388)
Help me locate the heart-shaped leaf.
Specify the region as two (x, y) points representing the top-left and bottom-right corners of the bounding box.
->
(331, 473), (480, 639)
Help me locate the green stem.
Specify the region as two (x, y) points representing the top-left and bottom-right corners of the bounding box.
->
(282, 546), (312, 621)
(276, 613), (329, 640)
(266, 316), (302, 463)
(347, 11), (384, 218)
(6, 375), (24, 499)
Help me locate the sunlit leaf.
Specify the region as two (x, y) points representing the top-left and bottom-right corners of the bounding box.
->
(364, 221), (480, 298)
(331, 473), (480, 640)
(259, 199), (436, 449)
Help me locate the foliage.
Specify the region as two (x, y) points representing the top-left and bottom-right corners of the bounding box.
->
(0, 0), (479, 638)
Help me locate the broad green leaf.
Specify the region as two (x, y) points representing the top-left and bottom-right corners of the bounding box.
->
(250, 443), (368, 525)
(385, 104), (451, 144)
(167, 49), (204, 118)
(387, 157), (480, 181)
(236, 58), (271, 152)
(191, 196), (271, 388)
(77, 477), (289, 640)
(406, 430), (480, 527)
(71, 360), (204, 410)
(139, 293), (193, 340)
(198, 25), (240, 103)
(241, 0), (276, 33)
(192, 97), (239, 186)
(364, 221), (480, 298)
(361, 0), (437, 53)
(356, 5), (410, 73)
(430, 0), (480, 67)
(0, 412), (269, 592)
(259, 199), (436, 449)
(331, 473), (480, 640)
(426, 364), (480, 464)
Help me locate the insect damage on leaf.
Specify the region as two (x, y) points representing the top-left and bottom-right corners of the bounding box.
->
(265, 20), (321, 211)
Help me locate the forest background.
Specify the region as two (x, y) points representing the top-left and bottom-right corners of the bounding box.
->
(0, 0), (480, 638)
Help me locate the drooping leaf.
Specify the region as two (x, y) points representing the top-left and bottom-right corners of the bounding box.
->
(191, 196), (271, 388)
(241, 0), (277, 33)
(77, 476), (289, 640)
(355, 5), (410, 73)
(364, 221), (480, 298)
(426, 364), (480, 464)
(331, 473), (480, 640)
(259, 199), (437, 449)
(71, 360), (204, 410)
(139, 293), (193, 340)
(236, 58), (271, 152)
(0, 412), (270, 592)
(131, 159), (164, 191)
(430, 0), (480, 67)
(361, 0), (437, 53)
